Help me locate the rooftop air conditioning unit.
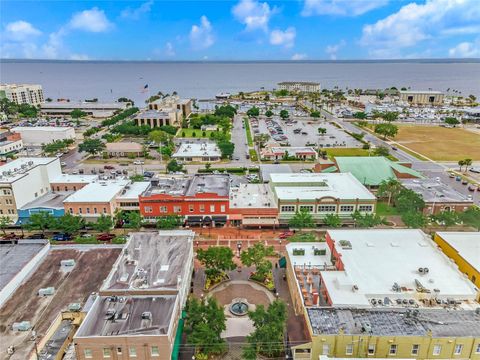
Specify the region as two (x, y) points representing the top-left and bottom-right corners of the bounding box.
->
(141, 311), (152, 320)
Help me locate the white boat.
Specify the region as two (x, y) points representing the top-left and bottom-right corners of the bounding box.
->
(216, 92), (231, 99)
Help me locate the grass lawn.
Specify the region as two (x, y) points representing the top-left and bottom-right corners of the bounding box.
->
(244, 118), (254, 147)
(325, 148), (370, 159)
(176, 128), (217, 139)
(395, 125), (480, 161)
(376, 202), (400, 216)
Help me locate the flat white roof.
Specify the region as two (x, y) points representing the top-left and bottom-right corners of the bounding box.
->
(0, 157), (58, 183)
(324, 229), (478, 307)
(64, 179), (129, 203)
(117, 181), (150, 200)
(286, 242), (332, 269)
(230, 183), (276, 209)
(11, 126), (74, 132)
(271, 173), (375, 200)
(51, 174), (98, 184)
(436, 232), (480, 271)
(173, 142), (221, 158)
(400, 90), (443, 94)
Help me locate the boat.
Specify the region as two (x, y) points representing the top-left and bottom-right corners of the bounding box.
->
(216, 92), (231, 99)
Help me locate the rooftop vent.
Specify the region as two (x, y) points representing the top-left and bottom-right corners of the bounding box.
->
(141, 311), (152, 320)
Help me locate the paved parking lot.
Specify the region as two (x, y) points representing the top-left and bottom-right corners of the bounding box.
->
(253, 117), (362, 148)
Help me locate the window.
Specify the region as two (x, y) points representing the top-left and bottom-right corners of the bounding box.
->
(129, 347), (137, 357)
(340, 205), (354, 212)
(65, 186), (68, 191)
(73, 186), (77, 191)
(160, 206), (167, 213)
(94, 208), (98, 214)
(0, 210), (2, 214)
(103, 348), (111, 358)
(454, 344), (463, 355)
(476, 344), (480, 354)
(56, 186), (60, 191)
(210, 205), (215, 212)
(433, 345), (442, 356)
(358, 205), (373, 212)
(35, 192), (38, 197)
(151, 346), (160, 356)
(318, 205), (336, 212)
(189, 204), (194, 212)
(84, 349), (93, 358)
(174, 206), (181, 213)
(299, 205), (314, 212)
(368, 344), (376, 355)
(199, 205), (205, 212)
(411, 344), (420, 355)
(345, 344), (353, 355)
(322, 344), (330, 355)
(116, 347), (122, 354)
(281, 205), (296, 212)
(86, 208), (90, 214)
(145, 206), (152, 213)
(220, 205), (225, 212)
(103, 208), (107, 214)
(389, 344), (397, 355)
(79, 208), (83, 214)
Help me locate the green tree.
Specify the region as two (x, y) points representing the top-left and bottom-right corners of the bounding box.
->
(323, 213), (342, 228)
(289, 209), (315, 228)
(310, 110), (321, 118)
(197, 247), (236, 279)
(460, 206), (480, 230)
(243, 300), (287, 360)
(92, 214), (113, 233)
(167, 159), (183, 172)
(377, 179), (402, 206)
(382, 111), (399, 122)
(156, 215), (182, 229)
(23, 212), (54, 235)
(214, 104), (237, 119)
(317, 127), (327, 136)
(246, 106), (260, 118)
(217, 140), (235, 159)
(253, 133), (270, 148)
(149, 129), (171, 146)
(0, 216), (12, 235)
(126, 211), (143, 229)
(374, 123), (398, 139)
(401, 211), (427, 228)
(55, 213), (84, 235)
(431, 211), (460, 228)
(240, 243), (275, 281)
(445, 117), (460, 126)
(464, 158), (473, 170)
(352, 211), (387, 228)
(373, 145), (390, 157)
(71, 109), (87, 119)
(78, 138), (106, 155)
(265, 109), (274, 118)
(353, 112), (367, 119)
(458, 159), (466, 171)
(279, 109), (289, 120)
(129, 174), (144, 182)
(395, 188), (425, 213)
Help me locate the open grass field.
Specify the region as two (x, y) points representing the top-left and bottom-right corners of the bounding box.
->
(325, 147), (370, 159)
(395, 125), (480, 161)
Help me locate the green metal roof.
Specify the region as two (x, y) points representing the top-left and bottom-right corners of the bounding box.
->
(321, 165), (338, 173)
(334, 156), (424, 186)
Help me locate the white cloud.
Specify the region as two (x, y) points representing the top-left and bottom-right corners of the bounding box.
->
(4, 20), (41, 41)
(165, 42), (175, 56)
(69, 53), (90, 60)
(325, 40), (345, 60)
(121, 0), (154, 20)
(232, 0), (274, 32)
(189, 16), (215, 50)
(449, 40), (480, 58)
(291, 53), (307, 60)
(361, 0), (480, 58)
(270, 27), (296, 48)
(302, 0), (388, 16)
(69, 7), (113, 32)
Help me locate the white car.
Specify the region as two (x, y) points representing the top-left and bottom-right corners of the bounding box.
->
(61, 162), (67, 167)
(133, 160), (144, 165)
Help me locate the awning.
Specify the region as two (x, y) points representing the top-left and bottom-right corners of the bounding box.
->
(212, 216), (227, 222)
(242, 217), (278, 225)
(171, 310), (185, 360)
(186, 216), (203, 223)
(203, 216), (212, 223)
(279, 256), (287, 268)
(228, 214), (243, 220)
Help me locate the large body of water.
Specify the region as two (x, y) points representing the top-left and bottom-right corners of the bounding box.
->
(1, 60), (479, 105)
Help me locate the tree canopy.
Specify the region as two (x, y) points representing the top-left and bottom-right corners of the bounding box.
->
(323, 213), (342, 228)
(289, 209), (315, 228)
(374, 123), (398, 139)
(197, 246), (236, 279)
(78, 138), (106, 155)
(240, 243), (275, 280)
(92, 214), (113, 233)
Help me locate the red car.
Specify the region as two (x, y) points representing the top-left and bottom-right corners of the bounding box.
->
(279, 231), (294, 239)
(104, 165), (115, 170)
(96, 233), (115, 241)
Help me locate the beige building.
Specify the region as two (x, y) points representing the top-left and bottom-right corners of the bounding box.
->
(105, 142), (144, 157)
(148, 95), (192, 118)
(134, 109), (180, 127)
(0, 84), (44, 106)
(399, 90), (444, 105)
(278, 81), (320, 93)
(74, 231), (195, 360)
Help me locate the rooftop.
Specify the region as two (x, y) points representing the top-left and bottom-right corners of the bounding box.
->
(63, 179), (129, 203)
(142, 175), (190, 197)
(20, 191), (71, 210)
(11, 126), (73, 133)
(230, 183), (276, 209)
(106, 142), (144, 152)
(101, 231), (194, 293)
(260, 164), (292, 182)
(400, 90), (443, 95)
(333, 157), (423, 186)
(75, 295), (177, 337)
(401, 179), (473, 203)
(172, 142), (221, 158)
(307, 308), (480, 337)
(265, 146), (317, 155)
(117, 181), (150, 200)
(40, 101), (127, 109)
(436, 232), (480, 271)
(324, 229), (478, 307)
(50, 173), (98, 184)
(0, 157), (58, 183)
(186, 174), (230, 197)
(271, 173), (375, 201)
(135, 109), (176, 119)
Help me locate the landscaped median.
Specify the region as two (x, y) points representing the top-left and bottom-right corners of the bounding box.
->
(244, 118), (254, 147)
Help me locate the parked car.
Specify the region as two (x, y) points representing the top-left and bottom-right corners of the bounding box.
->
(52, 233), (72, 241)
(133, 160), (144, 165)
(27, 233), (45, 239)
(97, 233), (115, 242)
(279, 231), (294, 239)
(143, 171), (154, 178)
(60, 162), (67, 167)
(104, 165), (115, 170)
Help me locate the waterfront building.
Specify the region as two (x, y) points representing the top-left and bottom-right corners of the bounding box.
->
(134, 109), (181, 127)
(40, 101), (129, 118)
(278, 81), (320, 93)
(269, 173), (376, 225)
(399, 90), (444, 105)
(148, 95), (192, 118)
(0, 84), (44, 106)
(11, 126), (75, 146)
(172, 142), (221, 162)
(434, 232), (480, 288)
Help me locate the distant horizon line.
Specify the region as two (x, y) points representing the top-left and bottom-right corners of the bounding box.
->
(2, 58), (480, 64)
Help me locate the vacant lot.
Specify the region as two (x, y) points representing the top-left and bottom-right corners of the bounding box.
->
(395, 125), (480, 161)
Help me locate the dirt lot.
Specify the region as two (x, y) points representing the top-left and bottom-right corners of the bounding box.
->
(395, 125), (480, 161)
(0, 247), (121, 360)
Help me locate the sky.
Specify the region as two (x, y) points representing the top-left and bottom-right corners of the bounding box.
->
(1, 0), (480, 61)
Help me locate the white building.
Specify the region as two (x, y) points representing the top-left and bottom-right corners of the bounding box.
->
(0, 84), (44, 106)
(11, 126), (76, 146)
(116, 181), (150, 211)
(0, 139), (23, 155)
(40, 101), (129, 118)
(0, 157), (62, 221)
(172, 142), (221, 162)
(278, 81), (320, 93)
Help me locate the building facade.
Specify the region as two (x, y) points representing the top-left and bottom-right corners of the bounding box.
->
(0, 84), (44, 106)
(105, 142), (144, 157)
(261, 146), (318, 161)
(40, 101), (129, 118)
(278, 82), (320, 93)
(399, 91), (444, 105)
(172, 142), (221, 162)
(11, 126), (76, 146)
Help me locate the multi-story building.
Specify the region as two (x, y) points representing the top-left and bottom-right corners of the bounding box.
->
(0, 84), (44, 106)
(434, 232), (480, 288)
(134, 109), (181, 128)
(399, 90), (444, 105)
(0, 132), (23, 156)
(278, 81), (320, 93)
(74, 230), (194, 360)
(11, 126), (75, 146)
(172, 142), (221, 162)
(139, 174), (230, 226)
(148, 95), (192, 118)
(116, 181), (150, 212)
(269, 173), (376, 225)
(284, 229), (480, 360)
(0, 157), (62, 221)
(40, 101), (129, 118)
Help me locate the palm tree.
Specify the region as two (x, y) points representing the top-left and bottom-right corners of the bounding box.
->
(378, 178), (402, 206)
(464, 158), (472, 171)
(458, 159), (465, 172)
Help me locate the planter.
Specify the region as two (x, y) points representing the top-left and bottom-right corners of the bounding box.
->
(248, 272), (275, 292)
(204, 273), (230, 292)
